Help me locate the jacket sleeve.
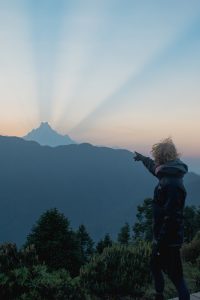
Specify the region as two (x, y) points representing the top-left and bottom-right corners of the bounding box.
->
(139, 155), (157, 177)
(156, 185), (182, 245)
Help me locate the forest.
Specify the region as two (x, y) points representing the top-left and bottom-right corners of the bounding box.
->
(0, 200), (200, 299)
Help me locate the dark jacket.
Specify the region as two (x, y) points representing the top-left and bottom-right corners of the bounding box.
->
(140, 155), (188, 247)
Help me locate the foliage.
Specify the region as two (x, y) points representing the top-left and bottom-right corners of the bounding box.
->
(96, 233), (113, 254)
(25, 208), (82, 276)
(182, 262), (200, 295)
(143, 261), (200, 300)
(0, 241), (86, 299)
(0, 265), (86, 300)
(133, 199), (200, 243)
(0, 243), (20, 272)
(117, 222), (131, 245)
(0, 243), (38, 272)
(80, 241), (152, 299)
(184, 206), (200, 242)
(182, 231), (200, 263)
(2, 204), (200, 299)
(132, 198), (153, 241)
(77, 224), (94, 264)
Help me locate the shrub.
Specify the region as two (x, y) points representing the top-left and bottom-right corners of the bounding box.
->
(182, 231), (200, 263)
(80, 241), (152, 299)
(0, 265), (86, 300)
(0, 242), (39, 273)
(0, 243), (20, 272)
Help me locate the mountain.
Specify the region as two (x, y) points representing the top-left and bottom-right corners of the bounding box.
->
(23, 122), (76, 146)
(0, 135), (199, 245)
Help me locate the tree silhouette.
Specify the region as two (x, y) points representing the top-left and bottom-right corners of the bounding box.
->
(96, 233), (113, 254)
(77, 224), (94, 264)
(25, 208), (81, 276)
(132, 198), (153, 241)
(117, 222), (131, 245)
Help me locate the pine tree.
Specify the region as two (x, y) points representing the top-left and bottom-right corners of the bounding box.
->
(132, 198), (153, 241)
(117, 222), (130, 245)
(77, 224), (94, 264)
(25, 208), (81, 276)
(96, 233), (113, 254)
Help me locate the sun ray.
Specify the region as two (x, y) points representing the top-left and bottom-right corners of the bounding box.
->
(0, 0), (39, 136)
(51, 0), (109, 129)
(68, 14), (200, 136)
(26, 0), (66, 124)
(0, 0), (200, 158)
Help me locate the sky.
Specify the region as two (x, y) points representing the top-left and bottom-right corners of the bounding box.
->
(0, 0), (200, 168)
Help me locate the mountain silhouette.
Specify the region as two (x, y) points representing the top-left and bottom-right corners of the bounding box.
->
(0, 135), (199, 245)
(23, 122), (76, 146)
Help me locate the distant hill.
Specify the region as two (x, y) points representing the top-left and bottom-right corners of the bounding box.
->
(23, 122), (76, 146)
(0, 135), (199, 245)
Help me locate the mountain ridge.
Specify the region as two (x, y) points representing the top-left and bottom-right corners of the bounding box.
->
(0, 135), (199, 245)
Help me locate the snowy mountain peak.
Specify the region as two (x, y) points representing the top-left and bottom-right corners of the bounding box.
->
(40, 121), (51, 128)
(23, 122), (76, 147)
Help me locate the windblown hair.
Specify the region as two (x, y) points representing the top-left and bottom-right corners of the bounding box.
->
(151, 137), (180, 166)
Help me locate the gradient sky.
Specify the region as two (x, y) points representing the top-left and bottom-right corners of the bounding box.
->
(0, 0), (200, 162)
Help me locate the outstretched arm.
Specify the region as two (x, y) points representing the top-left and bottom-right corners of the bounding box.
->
(134, 152), (156, 177)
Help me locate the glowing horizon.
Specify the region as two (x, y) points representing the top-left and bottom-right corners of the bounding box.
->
(0, 0), (200, 158)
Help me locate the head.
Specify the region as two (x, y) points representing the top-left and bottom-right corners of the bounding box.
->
(151, 137), (180, 166)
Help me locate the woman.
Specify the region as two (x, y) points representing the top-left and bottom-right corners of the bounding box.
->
(134, 138), (190, 300)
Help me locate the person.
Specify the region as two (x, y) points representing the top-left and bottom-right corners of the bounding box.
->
(133, 138), (190, 300)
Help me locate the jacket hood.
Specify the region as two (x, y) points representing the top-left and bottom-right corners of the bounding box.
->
(155, 159), (188, 177)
